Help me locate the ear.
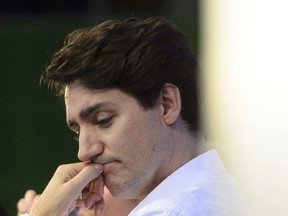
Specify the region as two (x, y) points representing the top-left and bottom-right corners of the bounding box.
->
(160, 83), (181, 125)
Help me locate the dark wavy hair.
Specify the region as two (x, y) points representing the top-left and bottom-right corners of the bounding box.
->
(41, 17), (200, 132)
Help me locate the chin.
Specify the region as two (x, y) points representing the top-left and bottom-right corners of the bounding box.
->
(105, 176), (139, 199)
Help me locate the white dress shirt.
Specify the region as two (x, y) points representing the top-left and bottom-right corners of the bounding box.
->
(129, 149), (249, 216)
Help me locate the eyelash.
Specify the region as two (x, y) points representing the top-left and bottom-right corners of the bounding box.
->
(96, 116), (113, 128)
(73, 117), (113, 141)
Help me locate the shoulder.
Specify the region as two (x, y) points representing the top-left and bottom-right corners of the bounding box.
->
(130, 177), (249, 216)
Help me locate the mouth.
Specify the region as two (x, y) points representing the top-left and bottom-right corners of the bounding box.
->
(91, 159), (118, 166)
(91, 159), (121, 174)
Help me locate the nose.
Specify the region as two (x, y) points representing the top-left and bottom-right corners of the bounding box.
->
(77, 127), (104, 162)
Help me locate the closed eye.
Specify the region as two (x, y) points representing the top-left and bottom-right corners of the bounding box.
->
(96, 116), (114, 128)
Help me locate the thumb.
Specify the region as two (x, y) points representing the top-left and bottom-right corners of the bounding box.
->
(68, 164), (103, 194)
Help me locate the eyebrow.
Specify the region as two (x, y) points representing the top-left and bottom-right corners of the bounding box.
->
(67, 102), (114, 129)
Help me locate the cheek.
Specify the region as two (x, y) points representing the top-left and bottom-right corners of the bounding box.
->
(108, 115), (153, 154)
(104, 110), (163, 162)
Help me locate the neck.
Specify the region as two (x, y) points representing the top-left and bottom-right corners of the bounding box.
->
(171, 128), (208, 168)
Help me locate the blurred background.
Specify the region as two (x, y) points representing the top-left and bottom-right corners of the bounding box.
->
(2, 0), (288, 216)
(201, 1), (288, 215)
(0, 0), (198, 215)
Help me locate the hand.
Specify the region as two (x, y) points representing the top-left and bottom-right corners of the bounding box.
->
(76, 207), (95, 216)
(17, 190), (40, 216)
(31, 162), (103, 216)
(79, 174), (105, 215)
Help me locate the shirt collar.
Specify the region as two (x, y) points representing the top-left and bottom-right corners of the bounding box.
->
(130, 149), (226, 213)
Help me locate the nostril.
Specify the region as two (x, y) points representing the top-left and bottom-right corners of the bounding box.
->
(77, 130), (104, 161)
(78, 143), (104, 162)
(77, 148), (90, 162)
(77, 152), (85, 162)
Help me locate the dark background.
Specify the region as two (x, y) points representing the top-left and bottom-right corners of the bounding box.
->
(0, 0), (198, 214)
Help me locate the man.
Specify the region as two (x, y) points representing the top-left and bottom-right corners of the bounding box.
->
(30, 17), (248, 215)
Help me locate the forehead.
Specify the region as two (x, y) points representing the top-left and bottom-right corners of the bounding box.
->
(64, 83), (136, 116)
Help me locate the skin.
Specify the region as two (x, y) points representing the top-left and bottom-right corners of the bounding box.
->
(65, 83), (172, 200)
(31, 163), (104, 216)
(65, 81), (207, 201)
(24, 81), (207, 215)
(77, 187), (136, 216)
(17, 190), (39, 216)
(18, 187), (136, 216)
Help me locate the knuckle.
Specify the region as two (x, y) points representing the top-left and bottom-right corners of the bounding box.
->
(56, 164), (68, 172)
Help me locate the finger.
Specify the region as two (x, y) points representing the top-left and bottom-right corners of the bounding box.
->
(17, 190), (37, 214)
(89, 179), (95, 192)
(85, 193), (103, 210)
(24, 189), (37, 200)
(82, 188), (90, 199)
(24, 189), (37, 208)
(68, 164), (103, 195)
(76, 198), (85, 207)
(17, 198), (25, 210)
(17, 198), (28, 215)
(82, 178), (97, 199)
(77, 207), (95, 216)
(90, 175), (104, 196)
(97, 176), (104, 196)
(54, 162), (94, 181)
(33, 195), (40, 205)
(67, 200), (77, 214)
(94, 198), (105, 216)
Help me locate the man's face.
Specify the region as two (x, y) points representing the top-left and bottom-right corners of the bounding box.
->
(65, 82), (173, 199)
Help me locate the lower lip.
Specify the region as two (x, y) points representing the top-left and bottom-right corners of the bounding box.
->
(103, 161), (120, 173)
